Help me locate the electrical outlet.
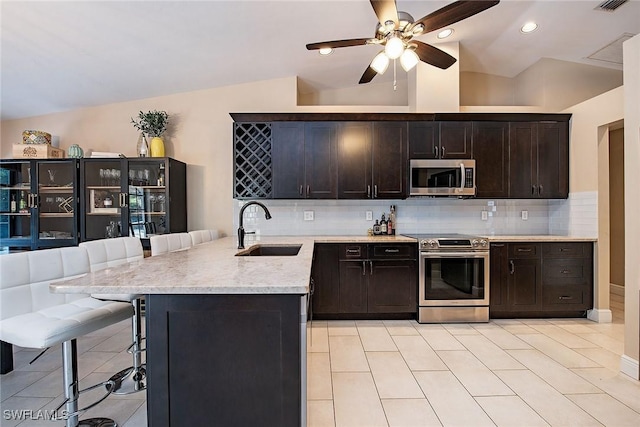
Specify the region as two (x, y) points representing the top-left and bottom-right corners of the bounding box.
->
(521, 210), (528, 221)
(481, 211), (488, 221)
(366, 211), (373, 221)
(303, 210), (314, 221)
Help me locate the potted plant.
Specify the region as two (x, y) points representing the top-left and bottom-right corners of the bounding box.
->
(131, 110), (169, 157)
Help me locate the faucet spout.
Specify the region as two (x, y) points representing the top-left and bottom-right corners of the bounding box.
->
(237, 201), (272, 249)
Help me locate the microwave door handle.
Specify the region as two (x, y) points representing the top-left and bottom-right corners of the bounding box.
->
(459, 163), (465, 192)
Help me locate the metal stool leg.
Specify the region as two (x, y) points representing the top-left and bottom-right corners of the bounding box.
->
(62, 340), (116, 427)
(108, 298), (146, 395)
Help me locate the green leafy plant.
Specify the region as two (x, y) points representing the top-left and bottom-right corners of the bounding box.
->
(131, 110), (169, 137)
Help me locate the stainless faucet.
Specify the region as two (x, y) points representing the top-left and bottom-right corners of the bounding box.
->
(237, 201), (272, 249)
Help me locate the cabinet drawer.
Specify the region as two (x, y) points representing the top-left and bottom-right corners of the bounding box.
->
(542, 242), (591, 258)
(369, 244), (416, 260)
(543, 259), (591, 286)
(340, 244), (366, 259)
(509, 243), (540, 258)
(543, 286), (588, 307)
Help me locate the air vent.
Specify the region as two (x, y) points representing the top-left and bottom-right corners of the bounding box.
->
(595, 0), (628, 12)
(587, 33), (634, 65)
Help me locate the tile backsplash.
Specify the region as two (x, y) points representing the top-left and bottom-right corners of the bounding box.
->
(233, 196), (575, 237)
(549, 191), (598, 237)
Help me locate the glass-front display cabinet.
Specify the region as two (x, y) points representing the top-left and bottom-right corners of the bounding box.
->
(80, 157), (186, 243)
(0, 159), (79, 252)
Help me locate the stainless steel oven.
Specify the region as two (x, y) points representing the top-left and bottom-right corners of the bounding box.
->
(407, 234), (489, 323)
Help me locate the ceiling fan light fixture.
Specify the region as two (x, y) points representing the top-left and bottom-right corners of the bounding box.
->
(411, 24), (425, 35)
(371, 51), (390, 74)
(319, 47), (333, 55)
(437, 28), (454, 39)
(385, 35), (405, 59)
(400, 49), (419, 71)
(520, 22), (538, 33)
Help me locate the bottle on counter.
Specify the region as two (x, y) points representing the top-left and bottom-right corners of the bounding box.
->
(380, 214), (387, 234)
(373, 219), (381, 235)
(387, 210), (393, 235)
(389, 205), (396, 235)
(10, 194), (16, 213)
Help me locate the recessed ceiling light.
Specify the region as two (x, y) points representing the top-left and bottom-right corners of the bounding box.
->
(520, 22), (538, 33)
(437, 28), (454, 39)
(319, 47), (333, 55)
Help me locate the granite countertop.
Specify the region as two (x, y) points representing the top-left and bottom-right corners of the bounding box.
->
(483, 235), (597, 242)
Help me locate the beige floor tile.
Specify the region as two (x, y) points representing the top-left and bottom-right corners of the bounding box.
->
(308, 352), (333, 400)
(357, 324), (398, 352)
(443, 323), (480, 335)
(381, 398), (442, 427)
(307, 400), (335, 427)
(328, 320), (359, 336)
(516, 334), (600, 368)
(567, 393), (640, 427)
(456, 335), (524, 370)
(477, 328), (532, 349)
(417, 328), (465, 351)
(308, 323), (330, 353)
(575, 333), (625, 355)
(437, 350), (513, 396)
(328, 336), (369, 372)
(555, 323), (599, 334)
(495, 370), (602, 426)
(572, 367), (640, 413)
(383, 320), (420, 336)
(122, 401), (147, 427)
(0, 396), (55, 427)
(475, 396), (550, 427)
(574, 347), (622, 372)
(366, 352), (423, 398)
(332, 372), (387, 427)
(392, 335), (448, 371)
(414, 371), (496, 426)
(507, 349), (602, 394)
(0, 370), (49, 401)
(527, 324), (598, 349)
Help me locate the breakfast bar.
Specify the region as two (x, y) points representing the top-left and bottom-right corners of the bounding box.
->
(52, 236), (315, 427)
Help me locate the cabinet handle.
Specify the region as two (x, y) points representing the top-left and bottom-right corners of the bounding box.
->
(374, 185), (378, 198)
(532, 185), (536, 196)
(362, 261), (366, 276)
(299, 185), (303, 196)
(384, 249), (400, 253)
(433, 146), (438, 157)
(120, 193), (129, 207)
(493, 244), (505, 247)
(346, 249), (360, 255)
(441, 146), (445, 158)
(558, 296), (573, 300)
(509, 260), (515, 275)
(539, 185), (543, 195)
(517, 248), (532, 252)
(306, 185), (310, 198)
(367, 185), (371, 198)
(369, 260), (373, 275)
(561, 269), (571, 274)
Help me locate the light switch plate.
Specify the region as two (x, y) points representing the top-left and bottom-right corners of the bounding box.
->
(366, 211), (373, 221)
(481, 211), (488, 221)
(304, 210), (314, 221)
(521, 210), (528, 220)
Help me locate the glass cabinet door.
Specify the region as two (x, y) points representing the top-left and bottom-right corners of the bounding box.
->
(34, 160), (78, 247)
(127, 159), (167, 238)
(81, 159), (126, 241)
(0, 161), (33, 252)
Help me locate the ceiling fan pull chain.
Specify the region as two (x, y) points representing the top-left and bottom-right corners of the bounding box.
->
(393, 59), (397, 91)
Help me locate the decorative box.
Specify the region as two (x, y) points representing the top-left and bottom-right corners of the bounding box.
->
(13, 144), (65, 159)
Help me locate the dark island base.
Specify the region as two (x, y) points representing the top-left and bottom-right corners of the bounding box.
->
(146, 294), (302, 427)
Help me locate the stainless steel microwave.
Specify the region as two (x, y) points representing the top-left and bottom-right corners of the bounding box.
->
(409, 159), (476, 197)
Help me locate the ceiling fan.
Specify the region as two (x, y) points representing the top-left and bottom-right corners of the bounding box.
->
(306, 0), (500, 84)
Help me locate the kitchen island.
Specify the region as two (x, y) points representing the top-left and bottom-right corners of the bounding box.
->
(52, 236), (316, 427)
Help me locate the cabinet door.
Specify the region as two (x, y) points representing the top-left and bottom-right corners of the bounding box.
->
(368, 260), (416, 313)
(473, 122), (509, 198)
(440, 122), (472, 159)
(305, 122), (337, 199)
(0, 160), (35, 250)
(339, 260), (368, 313)
(509, 122), (538, 198)
(337, 122), (372, 199)
(408, 122), (439, 159)
(272, 122), (305, 199)
(489, 243), (508, 314)
(311, 244), (340, 314)
(537, 122), (569, 198)
(372, 122), (406, 199)
(508, 257), (542, 311)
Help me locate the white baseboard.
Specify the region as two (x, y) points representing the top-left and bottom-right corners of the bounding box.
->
(620, 355), (640, 380)
(587, 309), (612, 323)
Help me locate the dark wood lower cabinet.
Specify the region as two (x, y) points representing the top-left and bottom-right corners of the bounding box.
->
(368, 260), (416, 313)
(339, 260), (368, 313)
(146, 294), (301, 427)
(490, 242), (593, 318)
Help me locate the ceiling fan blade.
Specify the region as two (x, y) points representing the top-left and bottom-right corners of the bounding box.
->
(413, 41), (457, 70)
(359, 66), (377, 84)
(306, 38), (370, 50)
(411, 0), (499, 34)
(370, 0), (399, 29)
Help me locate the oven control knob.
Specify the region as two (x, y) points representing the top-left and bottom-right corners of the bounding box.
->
(426, 239), (438, 248)
(480, 239), (488, 248)
(472, 239), (479, 247)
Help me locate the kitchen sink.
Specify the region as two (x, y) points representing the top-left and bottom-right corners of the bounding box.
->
(236, 244), (302, 257)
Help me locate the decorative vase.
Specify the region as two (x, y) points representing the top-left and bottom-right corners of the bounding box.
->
(150, 137), (165, 157)
(137, 134), (149, 157)
(67, 144), (84, 158)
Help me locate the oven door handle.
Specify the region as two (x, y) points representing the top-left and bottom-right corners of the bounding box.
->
(420, 251), (489, 259)
(459, 162), (465, 193)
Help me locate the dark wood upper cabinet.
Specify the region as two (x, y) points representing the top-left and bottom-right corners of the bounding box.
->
(305, 122), (338, 199)
(509, 122), (538, 198)
(408, 121), (471, 159)
(473, 122), (509, 198)
(440, 121), (472, 159)
(337, 122), (372, 199)
(372, 122), (407, 199)
(272, 122), (305, 199)
(408, 122), (439, 159)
